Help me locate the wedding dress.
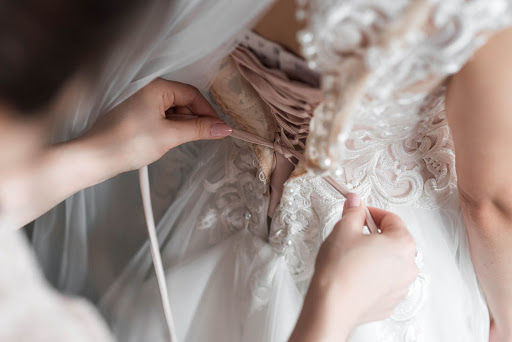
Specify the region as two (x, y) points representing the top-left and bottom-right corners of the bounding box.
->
(30, 1), (512, 342)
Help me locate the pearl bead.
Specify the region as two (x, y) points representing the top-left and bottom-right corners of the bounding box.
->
(307, 60), (318, 69)
(286, 239), (293, 246)
(295, 9), (306, 21)
(319, 157), (332, 168)
(302, 45), (317, 57)
(243, 210), (252, 220)
(297, 30), (314, 44)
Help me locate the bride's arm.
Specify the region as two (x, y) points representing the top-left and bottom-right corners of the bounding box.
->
(446, 27), (512, 341)
(0, 79), (232, 231)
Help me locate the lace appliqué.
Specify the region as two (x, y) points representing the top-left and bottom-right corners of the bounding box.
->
(340, 87), (457, 209)
(379, 248), (430, 342)
(270, 91), (451, 341)
(196, 140), (268, 243)
(269, 176), (321, 286)
(270, 86), (458, 267)
(298, 0), (512, 174)
(271, 173), (431, 340)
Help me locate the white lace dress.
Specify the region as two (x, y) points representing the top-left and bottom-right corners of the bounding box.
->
(31, 1), (512, 342)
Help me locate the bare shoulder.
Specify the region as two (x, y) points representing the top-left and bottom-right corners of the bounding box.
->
(449, 27), (512, 98)
(446, 27), (512, 204)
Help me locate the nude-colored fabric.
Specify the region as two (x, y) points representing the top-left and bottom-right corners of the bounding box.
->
(223, 45), (322, 217)
(231, 47), (321, 159)
(210, 56), (277, 194)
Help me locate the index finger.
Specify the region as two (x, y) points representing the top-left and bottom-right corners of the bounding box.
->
(156, 79), (219, 118)
(367, 207), (408, 236)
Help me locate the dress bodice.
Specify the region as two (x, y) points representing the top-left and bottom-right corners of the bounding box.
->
(269, 0), (512, 275)
(299, 0), (512, 175)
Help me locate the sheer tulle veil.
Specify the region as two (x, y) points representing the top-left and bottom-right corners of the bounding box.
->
(32, 0), (273, 298)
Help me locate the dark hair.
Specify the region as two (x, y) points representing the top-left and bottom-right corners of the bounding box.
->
(0, 0), (143, 113)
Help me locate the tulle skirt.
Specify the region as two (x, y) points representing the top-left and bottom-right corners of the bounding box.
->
(93, 137), (489, 342)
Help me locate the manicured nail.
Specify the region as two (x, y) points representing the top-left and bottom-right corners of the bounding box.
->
(346, 193), (361, 208)
(211, 123), (233, 137)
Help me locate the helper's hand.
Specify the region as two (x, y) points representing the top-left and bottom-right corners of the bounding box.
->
(82, 78), (232, 173)
(1, 79), (232, 231)
(314, 193), (418, 326)
(289, 193), (418, 342)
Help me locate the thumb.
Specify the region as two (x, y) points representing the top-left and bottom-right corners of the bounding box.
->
(166, 117), (232, 145)
(332, 193), (367, 238)
(367, 207), (409, 237)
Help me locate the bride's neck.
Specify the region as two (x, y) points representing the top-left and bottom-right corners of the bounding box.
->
(253, 0), (304, 58)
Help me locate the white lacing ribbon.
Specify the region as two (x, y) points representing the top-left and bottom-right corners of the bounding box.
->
(139, 166), (178, 342)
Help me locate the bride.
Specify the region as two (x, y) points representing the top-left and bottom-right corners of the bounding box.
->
(30, 0), (512, 341)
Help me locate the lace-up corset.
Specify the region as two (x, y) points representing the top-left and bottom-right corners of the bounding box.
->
(211, 32), (324, 217)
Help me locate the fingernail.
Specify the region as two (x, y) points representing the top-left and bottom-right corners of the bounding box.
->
(346, 193), (361, 208)
(211, 123), (233, 137)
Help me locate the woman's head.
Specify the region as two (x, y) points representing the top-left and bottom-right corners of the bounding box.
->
(0, 0), (143, 114)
